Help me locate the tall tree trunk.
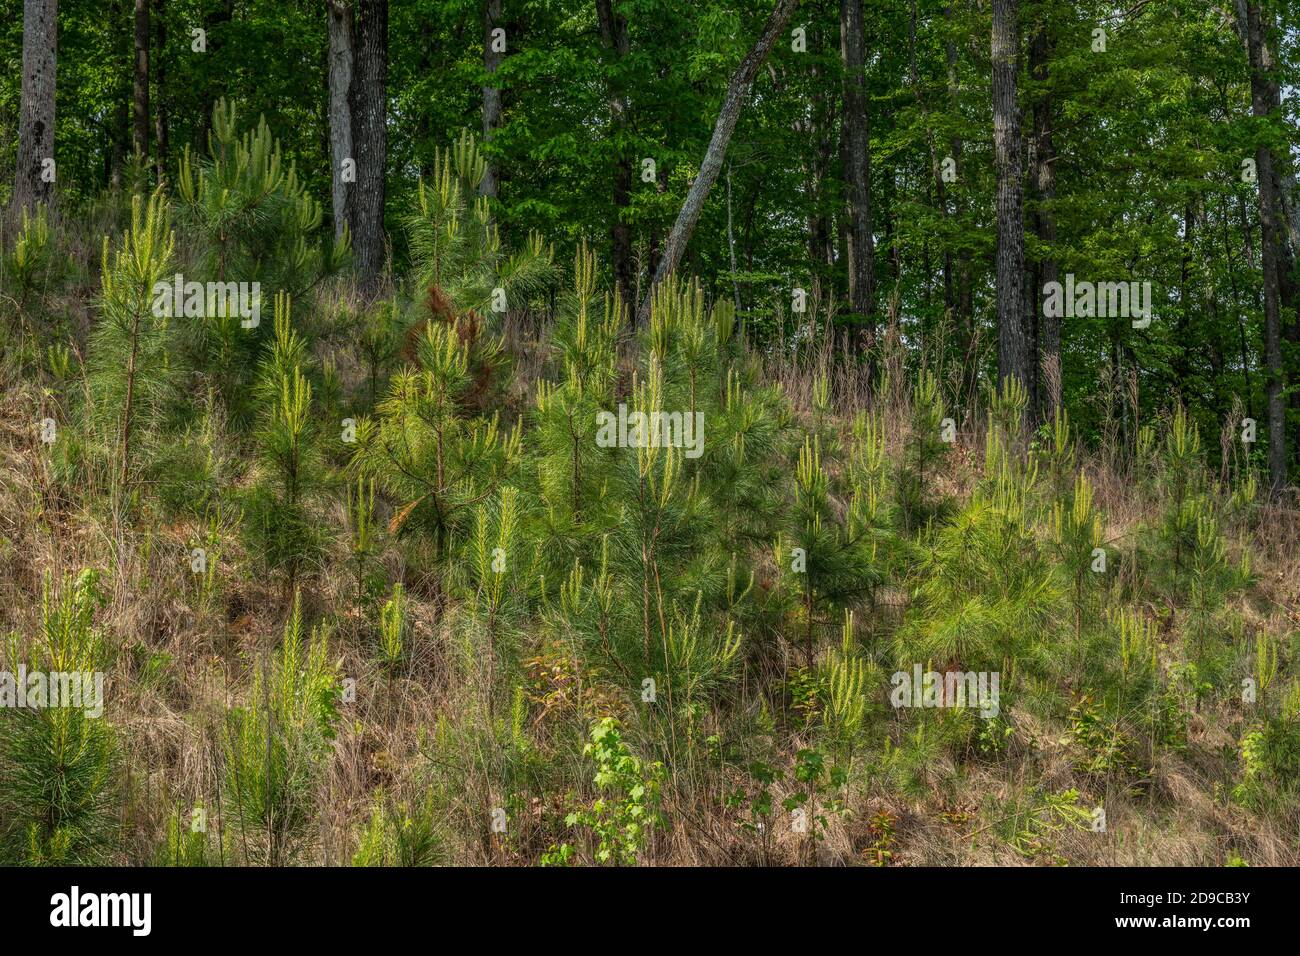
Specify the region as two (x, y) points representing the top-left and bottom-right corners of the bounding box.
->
(481, 0), (503, 199)
(637, 0), (800, 325)
(805, 39), (836, 282)
(133, 0), (149, 163)
(15, 0), (58, 211)
(841, 0), (876, 353)
(1028, 15), (1059, 418)
(1242, 0), (1292, 491)
(327, 0), (354, 244)
(350, 0), (389, 294)
(946, 1), (973, 345)
(153, 0), (168, 172)
(992, 0), (1032, 396)
(596, 0), (635, 317)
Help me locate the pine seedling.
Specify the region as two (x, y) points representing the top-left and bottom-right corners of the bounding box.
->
(359, 300), (403, 409)
(533, 245), (621, 530)
(175, 99), (345, 421)
(378, 583), (407, 676)
(223, 593), (339, 865)
(895, 369), (951, 531)
(352, 317), (520, 560)
(405, 130), (556, 314)
(176, 99), (343, 295)
(156, 807), (213, 866)
(1038, 407), (1076, 498)
(0, 571), (116, 865)
(789, 435), (880, 668)
(1051, 473), (1105, 639)
(352, 790), (443, 866)
(242, 294), (326, 596)
(4, 203), (65, 316)
(1113, 607), (1157, 711)
(347, 476), (381, 607)
(88, 190), (177, 489)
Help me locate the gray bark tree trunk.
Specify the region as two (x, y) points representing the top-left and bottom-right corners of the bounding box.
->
(153, 0), (168, 170)
(946, 1), (973, 344)
(133, 0), (149, 162)
(1242, 0), (1292, 491)
(637, 0), (800, 325)
(15, 0), (58, 211)
(350, 0), (389, 294)
(328, 0), (354, 244)
(841, 0), (876, 352)
(1028, 17), (1059, 419)
(992, 0), (1032, 395)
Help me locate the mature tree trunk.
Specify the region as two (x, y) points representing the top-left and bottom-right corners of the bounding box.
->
(133, 0), (149, 162)
(596, 0), (635, 317)
(992, 0), (1032, 396)
(804, 38), (836, 281)
(111, 100), (128, 188)
(637, 0), (800, 325)
(946, 1), (973, 344)
(350, 0), (389, 294)
(15, 0), (58, 211)
(1241, 0), (1292, 491)
(1028, 16), (1059, 418)
(481, 0), (503, 199)
(153, 0), (168, 170)
(327, 0), (354, 244)
(841, 0), (876, 352)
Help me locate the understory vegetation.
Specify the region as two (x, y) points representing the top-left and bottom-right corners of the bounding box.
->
(1, 120), (1298, 868)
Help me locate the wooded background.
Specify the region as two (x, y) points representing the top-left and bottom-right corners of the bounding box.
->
(3, 0), (1298, 483)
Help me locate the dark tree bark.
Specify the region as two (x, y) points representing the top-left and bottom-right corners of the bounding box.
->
(637, 0), (800, 325)
(804, 33), (836, 281)
(133, 0), (149, 162)
(15, 0), (58, 211)
(153, 0), (168, 170)
(596, 0), (635, 318)
(481, 0), (503, 199)
(350, 0), (389, 294)
(841, 0), (876, 352)
(328, 0), (354, 244)
(992, 0), (1032, 396)
(1241, 0), (1293, 491)
(1028, 15), (1059, 418)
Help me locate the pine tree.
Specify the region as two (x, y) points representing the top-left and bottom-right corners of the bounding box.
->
(223, 593), (339, 865)
(88, 189), (177, 489)
(175, 99), (347, 422)
(0, 571), (117, 865)
(242, 293), (327, 597)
